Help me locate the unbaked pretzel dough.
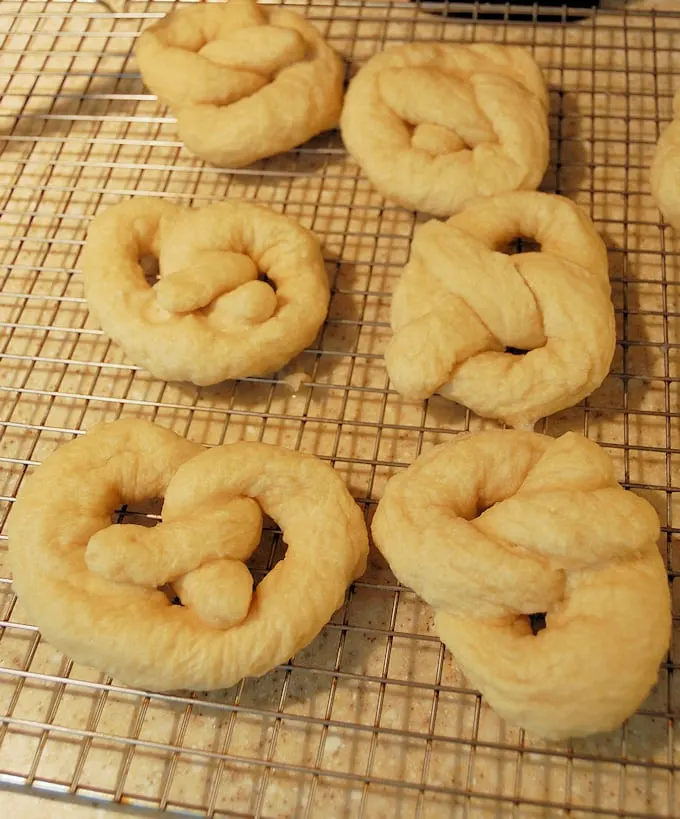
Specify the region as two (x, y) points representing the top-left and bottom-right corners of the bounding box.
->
(340, 43), (549, 215)
(7, 419), (369, 691)
(386, 191), (616, 428)
(135, 0), (345, 167)
(651, 89), (680, 228)
(81, 197), (330, 385)
(372, 430), (671, 740)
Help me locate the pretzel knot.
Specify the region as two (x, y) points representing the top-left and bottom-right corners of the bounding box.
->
(8, 420), (369, 691)
(340, 43), (550, 216)
(386, 191), (616, 429)
(135, 0), (345, 167)
(81, 197), (330, 385)
(651, 90), (680, 229)
(372, 430), (671, 739)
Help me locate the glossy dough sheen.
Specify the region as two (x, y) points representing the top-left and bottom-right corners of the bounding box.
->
(7, 420), (369, 692)
(651, 89), (680, 228)
(372, 430), (671, 740)
(340, 43), (550, 216)
(135, 0), (345, 167)
(81, 197), (330, 385)
(386, 191), (616, 428)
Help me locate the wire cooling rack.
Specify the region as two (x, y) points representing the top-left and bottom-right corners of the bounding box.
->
(1, 0), (679, 817)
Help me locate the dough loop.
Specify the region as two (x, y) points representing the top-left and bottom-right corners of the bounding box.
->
(386, 191), (616, 428)
(372, 430), (671, 740)
(82, 197), (330, 385)
(651, 90), (680, 228)
(8, 419), (369, 691)
(136, 0), (345, 166)
(340, 43), (550, 215)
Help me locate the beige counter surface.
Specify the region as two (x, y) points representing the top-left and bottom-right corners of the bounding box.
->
(2, 791), (109, 819)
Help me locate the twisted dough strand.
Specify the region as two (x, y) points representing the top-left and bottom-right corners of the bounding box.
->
(387, 192), (616, 428)
(340, 43), (549, 215)
(8, 419), (369, 691)
(136, 0), (345, 167)
(81, 197), (330, 385)
(372, 430), (671, 740)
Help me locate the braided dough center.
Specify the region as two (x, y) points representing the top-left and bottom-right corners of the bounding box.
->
(378, 67), (498, 155)
(155, 0), (309, 106)
(151, 209), (279, 330)
(88, 493), (263, 630)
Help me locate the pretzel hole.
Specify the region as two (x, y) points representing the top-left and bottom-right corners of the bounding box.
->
(258, 272), (277, 292)
(246, 515), (287, 586)
(498, 237), (542, 255)
(139, 253), (160, 286)
(162, 586), (183, 606)
(111, 498), (163, 527)
(505, 346), (529, 356)
(529, 612), (547, 635)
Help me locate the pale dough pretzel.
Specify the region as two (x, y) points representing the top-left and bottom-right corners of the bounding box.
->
(372, 430), (671, 740)
(81, 197), (330, 385)
(386, 191), (616, 429)
(135, 0), (345, 167)
(340, 43), (550, 216)
(651, 90), (680, 228)
(7, 419), (369, 691)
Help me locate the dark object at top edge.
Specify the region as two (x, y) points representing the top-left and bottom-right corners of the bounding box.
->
(407, 1), (601, 23)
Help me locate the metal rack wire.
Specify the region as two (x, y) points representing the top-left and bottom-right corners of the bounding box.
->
(0, 0), (678, 816)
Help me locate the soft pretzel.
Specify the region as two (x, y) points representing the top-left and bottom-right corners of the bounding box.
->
(372, 430), (671, 740)
(340, 43), (549, 216)
(81, 197), (330, 385)
(651, 90), (680, 228)
(7, 419), (368, 691)
(386, 191), (616, 429)
(135, 0), (344, 167)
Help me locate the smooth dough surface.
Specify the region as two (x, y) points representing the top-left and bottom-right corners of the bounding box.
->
(7, 419), (369, 692)
(136, 0), (345, 167)
(81, 197), (330, 385)
(386, 191), (616, 428)
(651, 90), (680, 228)
(340, 42), (550, 215)
(371, 430), (671, 740)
